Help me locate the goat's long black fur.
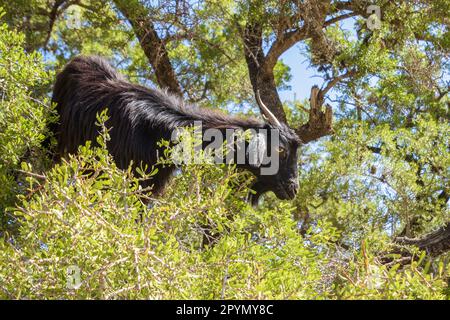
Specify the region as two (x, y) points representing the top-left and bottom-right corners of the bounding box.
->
(51, 55), (272, 194)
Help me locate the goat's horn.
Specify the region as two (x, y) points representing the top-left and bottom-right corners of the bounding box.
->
(256, 90), (281, 127)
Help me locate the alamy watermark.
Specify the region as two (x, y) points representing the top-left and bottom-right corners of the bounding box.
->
(367, 5), (381, 30)
(169, 121), (281, 176)
(66, 265), (81, 290)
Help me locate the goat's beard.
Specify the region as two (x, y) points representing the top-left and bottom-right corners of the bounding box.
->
(247, 180), (269, 207)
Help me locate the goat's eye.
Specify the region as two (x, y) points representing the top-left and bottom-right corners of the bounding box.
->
(277, 146), (287, 158)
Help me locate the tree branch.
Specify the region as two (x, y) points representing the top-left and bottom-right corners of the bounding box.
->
(264, 27), (308, 71)
(113, 0), (182, 96)
(319, 69), (357, 99)
(43, 0), (70, 49)
(241, 2), (361, 143)
(395, 222), (450, 257)
(296, 86), (333, 143)
(323, 12), (358, 27)
(242, 19), (288, 123)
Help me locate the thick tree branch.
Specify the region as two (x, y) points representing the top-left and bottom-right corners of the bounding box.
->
(380, 222), (450, 266)
(333, 1), (354, 12)
(296, 86), (333, 143)
(43, 0), (83, 49)
(43, 0), (66, 49)
(394, 222), (450, 257)
(323, 12), (358, 27)
(242, 20), (288, 123)
(266, 2), (358, 70)
(113, 0), (182, 96)
(242, 2), (362, 143)
(264, 27), (308, 71)
(294, 69), (356, 143)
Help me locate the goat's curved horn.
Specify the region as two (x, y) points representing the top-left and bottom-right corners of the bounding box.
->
(256, 90), (281, 127)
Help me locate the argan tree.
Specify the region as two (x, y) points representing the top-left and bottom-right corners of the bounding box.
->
(0, 0), (448, 298)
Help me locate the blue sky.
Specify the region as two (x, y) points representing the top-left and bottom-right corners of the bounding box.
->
(278, 45), (321, 103)
(277, 18), (358, 104)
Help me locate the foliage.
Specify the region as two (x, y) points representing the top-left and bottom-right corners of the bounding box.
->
(0, 112), (446, 299)
(0, 10), (52, 230)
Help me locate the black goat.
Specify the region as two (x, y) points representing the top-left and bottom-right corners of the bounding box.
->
(51, 56), (300, 205)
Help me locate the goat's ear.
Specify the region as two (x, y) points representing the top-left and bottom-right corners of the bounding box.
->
(247, 132), (266, 167)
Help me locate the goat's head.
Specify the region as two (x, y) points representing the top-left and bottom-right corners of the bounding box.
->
(247, 91), (302, 206)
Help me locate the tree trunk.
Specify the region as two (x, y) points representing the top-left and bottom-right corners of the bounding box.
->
(241, 5), (334, 144)
(114, 0), (182, 96)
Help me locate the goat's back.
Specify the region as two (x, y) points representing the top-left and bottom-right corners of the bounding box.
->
(51, 55), (173, 192)
(52, 55), (125, 150)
